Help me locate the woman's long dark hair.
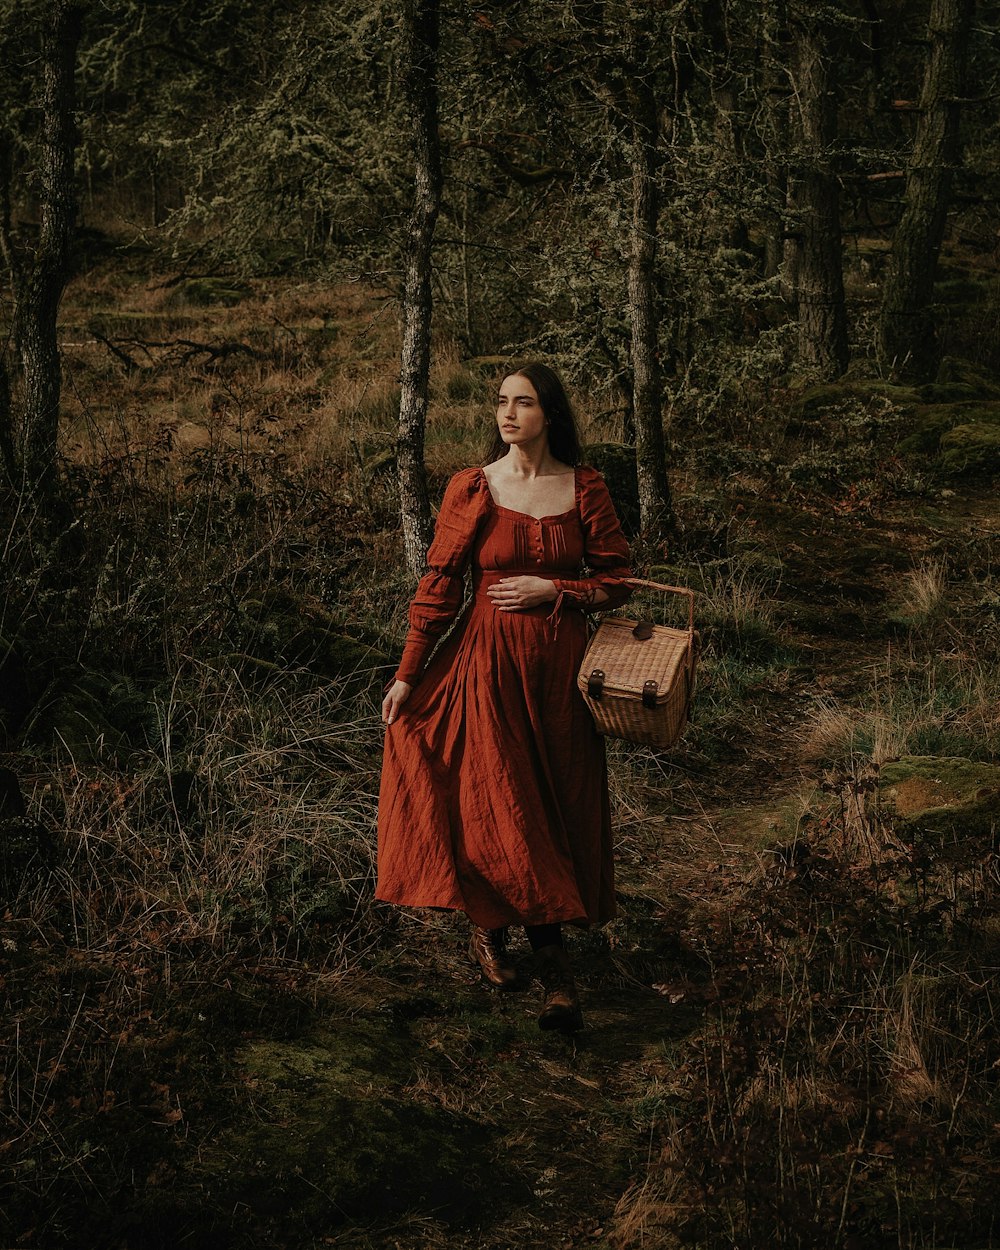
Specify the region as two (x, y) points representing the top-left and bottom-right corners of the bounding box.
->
(485, 361), (582, 466)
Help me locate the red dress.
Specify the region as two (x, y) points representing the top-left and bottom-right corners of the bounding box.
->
(376, 464), (632, 930)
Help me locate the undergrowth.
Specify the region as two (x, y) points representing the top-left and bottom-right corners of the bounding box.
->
(2, 270), (999, 1249)
(609, 761), (1000, 1250)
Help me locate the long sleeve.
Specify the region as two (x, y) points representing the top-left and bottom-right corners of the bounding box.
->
(394, 468), (489, 685)
(550, 465), (633, 612)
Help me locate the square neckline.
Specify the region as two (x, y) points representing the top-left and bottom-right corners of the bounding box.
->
(479, 465), (579, 523)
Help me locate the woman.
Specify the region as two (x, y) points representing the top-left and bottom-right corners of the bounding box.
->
(377, 363), (632, 1032)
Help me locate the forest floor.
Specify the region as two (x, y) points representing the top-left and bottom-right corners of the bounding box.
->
(3, 267), (1000, 1249)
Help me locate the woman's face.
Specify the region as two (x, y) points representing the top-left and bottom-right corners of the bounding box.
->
(496, 374), (547, 449)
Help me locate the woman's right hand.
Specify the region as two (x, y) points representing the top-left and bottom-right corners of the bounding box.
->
(382, 680), (413, 725)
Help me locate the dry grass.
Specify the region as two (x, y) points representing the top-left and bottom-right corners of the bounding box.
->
(57, 268), (405, 479)
(900, 558), (948, 620)
(804, 696), (912, 767)
(55, 267), (539, 501)
(695, 557), (780, 663)
(29, 673), (382, 964)
(609, 1174), (686, 1250)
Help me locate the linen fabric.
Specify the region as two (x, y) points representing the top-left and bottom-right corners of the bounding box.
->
(376, 464), (632, 929)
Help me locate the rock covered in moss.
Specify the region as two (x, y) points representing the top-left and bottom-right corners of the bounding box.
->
(235, 587), (392, 678)
(880, 756), (1000, 838)
(897, 401), (1000, 457)
(918, 382), (995, 404)
(939, 421), (1000, 476)
(793, 380), (921, 419)
(934, 356), (1000, 398)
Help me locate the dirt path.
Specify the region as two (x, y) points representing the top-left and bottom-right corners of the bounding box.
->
(301, 484), (998, 1248)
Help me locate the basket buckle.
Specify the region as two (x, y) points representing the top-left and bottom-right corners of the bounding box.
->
(588, 669), (605, 700)
(642, 679), (658, 709)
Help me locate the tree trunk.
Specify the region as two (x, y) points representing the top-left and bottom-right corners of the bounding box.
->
(0, 138), (16, 485)
(787, 18), (848, 379)
(626, 49), (674, 543)
(759, 31), (791, 286)
(0, 136), (19, 295)
(15, 1), (83, 493)
(396, 0), (441, 577)
(0, 356), (14, 485)
(878, 0), (973, 380)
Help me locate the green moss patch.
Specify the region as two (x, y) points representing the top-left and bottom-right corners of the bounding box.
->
(196, 1023), (501, 1234)
(794, 380), (921, 418)
(897, 401), (1000, 456)
(934, 356), (1000, 397)
(880, 756), (1000, 838)
(939, 421), (1000, 476)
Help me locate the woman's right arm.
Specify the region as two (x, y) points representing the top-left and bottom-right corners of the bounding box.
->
(390, 468), (489, 692)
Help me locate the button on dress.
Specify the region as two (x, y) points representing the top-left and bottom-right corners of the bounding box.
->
(376, 464), (632, 929)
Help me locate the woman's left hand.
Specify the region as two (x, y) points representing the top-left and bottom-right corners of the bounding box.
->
(486, 576), (558, 612)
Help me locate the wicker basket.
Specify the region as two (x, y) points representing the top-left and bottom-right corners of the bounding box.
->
(576, 578), (698, 749)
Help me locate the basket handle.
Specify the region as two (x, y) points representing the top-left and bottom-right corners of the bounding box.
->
(621, 577), (695, 633)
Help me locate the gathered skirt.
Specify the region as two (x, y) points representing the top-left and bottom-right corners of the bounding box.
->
(376, 578), (616, 930)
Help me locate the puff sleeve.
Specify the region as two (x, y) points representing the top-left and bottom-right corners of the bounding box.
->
(549, 465), (633, 614)
(394, 468), (489, 685)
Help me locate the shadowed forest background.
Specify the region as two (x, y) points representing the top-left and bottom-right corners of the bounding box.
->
(2, 1), (1000, 1247)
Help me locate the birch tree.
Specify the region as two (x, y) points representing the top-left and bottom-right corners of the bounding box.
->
(396, 0), (441, 576)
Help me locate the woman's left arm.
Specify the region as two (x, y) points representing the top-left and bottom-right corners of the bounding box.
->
(550, 466), (633, 611)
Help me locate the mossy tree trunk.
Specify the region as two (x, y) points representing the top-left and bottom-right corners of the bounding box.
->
(758, 14), (791, 287)
(12, 1), (83, 495)
(397, 0), (441, 577)
(787, 14), (848, 379)
(626, 26), (674, 543)
(878, 0), (974, 381)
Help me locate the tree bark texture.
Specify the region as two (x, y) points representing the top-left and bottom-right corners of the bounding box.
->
(0, 139), (15, 484)
(787, 18), (848, 379)
(626, 60), (674, 542)
(15, 2), (83, 491)
(0, 355), (14, 484)
(759, 35), (791, 286)
(397, 0), (441, 577)
(878, 0), (974, 380)
(0, 137), (20, 293)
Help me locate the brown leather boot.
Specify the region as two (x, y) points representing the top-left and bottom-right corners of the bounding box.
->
(468, 925), (520, 990)
(535, 944), (584, 1033)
